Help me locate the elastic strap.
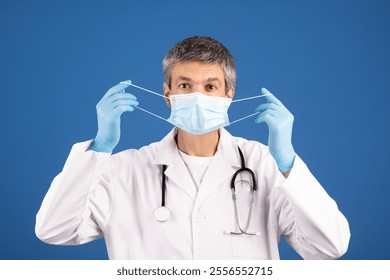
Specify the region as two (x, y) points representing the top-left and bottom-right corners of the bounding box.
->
(231, 93), (272, 103)
(135, 106), (170, 123)
(120, 81), (169, 99)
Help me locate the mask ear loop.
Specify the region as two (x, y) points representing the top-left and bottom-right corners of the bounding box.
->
(119, 81), (172, 123)
(120, 81), (170, 100)
(229, 93), (273, 125)
(231, 93), (272, 103)
(229, 112), (261, 125)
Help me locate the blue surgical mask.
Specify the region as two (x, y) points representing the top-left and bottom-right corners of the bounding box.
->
(167, 92), (231, 134)
(119, 81), (272, 134)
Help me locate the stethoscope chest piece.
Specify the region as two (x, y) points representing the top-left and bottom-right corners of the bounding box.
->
(154, 206), (170, 222)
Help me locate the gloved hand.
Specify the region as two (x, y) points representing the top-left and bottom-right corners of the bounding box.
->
(255, 88), (296, 173)
(88, 81), (139, 153)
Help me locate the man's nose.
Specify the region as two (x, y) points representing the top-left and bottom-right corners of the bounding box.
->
(192, 84), (207, 94)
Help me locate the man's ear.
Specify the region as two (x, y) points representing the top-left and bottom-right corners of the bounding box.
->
(163, 82), (171, 108)
(226, 87), (235, 99)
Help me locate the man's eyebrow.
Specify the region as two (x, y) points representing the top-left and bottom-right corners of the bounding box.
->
(176, 76), (222, 83)
(177, 76), (194, 82)
(206, 77), (221, 83)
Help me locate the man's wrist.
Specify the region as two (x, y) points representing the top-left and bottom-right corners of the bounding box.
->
(88, 138), (113, 153)
(276, 149), (296, 174)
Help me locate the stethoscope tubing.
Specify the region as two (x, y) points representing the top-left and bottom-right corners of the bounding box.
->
(161, 165), (167, 207)
(156, 145), (259, 236)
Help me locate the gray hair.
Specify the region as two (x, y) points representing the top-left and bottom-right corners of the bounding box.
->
(163, 36), (236, 92)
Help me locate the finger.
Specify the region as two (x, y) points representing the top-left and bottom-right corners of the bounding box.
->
(119, 80), (132, 86)
(112, 99), (139, 109)
(107, 92), (138, 102)
(98, 94), (137, 111)
(104, 82), (131, 98)
(112, 105), (136, 117)
(262, 88), (283, 106)
(255, 102), (279, 112)
(261, 87), (272, 95)
(255, 109), (276, 124)
(255, 113), (273, 125)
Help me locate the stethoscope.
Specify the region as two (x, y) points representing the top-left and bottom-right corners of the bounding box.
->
(153, 146), (259, 236)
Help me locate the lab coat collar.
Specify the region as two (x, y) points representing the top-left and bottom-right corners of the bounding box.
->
(153, 128), (241, 168)
(152, 128), (179, 166)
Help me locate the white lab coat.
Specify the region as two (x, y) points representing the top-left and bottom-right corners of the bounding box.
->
(35, 128), (350, 259)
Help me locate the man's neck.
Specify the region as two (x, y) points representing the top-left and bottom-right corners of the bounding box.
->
(176, 129), (220, 157)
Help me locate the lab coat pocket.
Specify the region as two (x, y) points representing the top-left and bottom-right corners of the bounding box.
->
(231, 207), (267, 259)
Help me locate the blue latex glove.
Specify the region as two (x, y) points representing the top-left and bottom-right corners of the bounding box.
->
(255, 88), (296, 173)
(88, 80), (139, 153)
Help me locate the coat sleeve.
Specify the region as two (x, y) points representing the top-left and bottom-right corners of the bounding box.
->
(270, 155), (350, 259)
(35, 140), (114, 245)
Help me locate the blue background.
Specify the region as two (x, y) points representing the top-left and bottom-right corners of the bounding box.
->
(1, 0), (389, 259)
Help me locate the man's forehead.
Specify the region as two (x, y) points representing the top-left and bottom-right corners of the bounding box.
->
(171, 61), (224, 81)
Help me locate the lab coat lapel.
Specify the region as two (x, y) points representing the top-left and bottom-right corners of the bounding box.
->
(194, 129), (241, 208)
(153, 129), (197, 202)
(164, 157), (198, 202)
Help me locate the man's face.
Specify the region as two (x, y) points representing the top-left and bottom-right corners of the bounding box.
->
(163, 61), (234, 107)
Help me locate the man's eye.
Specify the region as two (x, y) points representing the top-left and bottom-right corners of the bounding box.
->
(207, 85), (217, 90)
(179, 83), (190, 89)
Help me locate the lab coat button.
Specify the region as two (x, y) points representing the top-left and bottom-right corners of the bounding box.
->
(196, 214), (206, 223)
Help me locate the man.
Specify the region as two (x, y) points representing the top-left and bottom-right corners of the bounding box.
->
(36, 36), (350, 259)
